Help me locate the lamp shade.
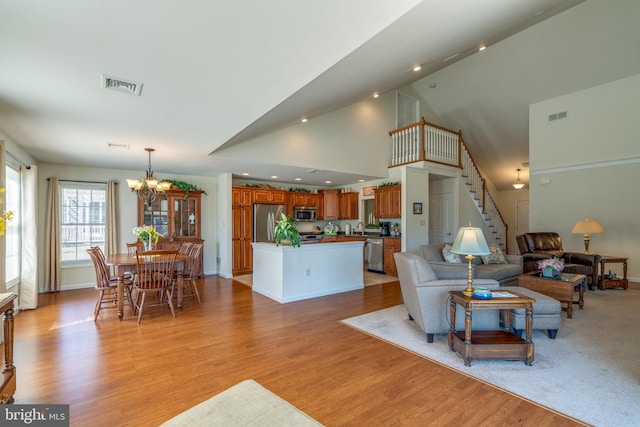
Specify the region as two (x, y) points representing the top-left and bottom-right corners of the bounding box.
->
(572, 218), (604, 234)
(450, 225), (490, 256)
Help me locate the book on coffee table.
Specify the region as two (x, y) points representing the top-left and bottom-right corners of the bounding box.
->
(492, 291), (518, 298)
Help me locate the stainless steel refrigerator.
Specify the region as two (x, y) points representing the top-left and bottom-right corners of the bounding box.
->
(253, 204), (286, 243)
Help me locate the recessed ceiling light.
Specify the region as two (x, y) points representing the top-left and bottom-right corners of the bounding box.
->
(372, 92), (379, 98)
(412, 65), (422, 72)
(294, 178), (301, 181)
(271, 175), (278, 179)
(241, 172), (250, 176)
(325, 180), (332, 184)
(358, 179), (365, 182)
(301, 117), (308, 123)
(479, 45), (486, 51)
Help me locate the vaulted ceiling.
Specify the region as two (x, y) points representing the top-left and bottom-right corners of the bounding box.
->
(1, 0), (637, 189)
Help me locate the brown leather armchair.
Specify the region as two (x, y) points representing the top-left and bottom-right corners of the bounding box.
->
(516, 232), (601, 289)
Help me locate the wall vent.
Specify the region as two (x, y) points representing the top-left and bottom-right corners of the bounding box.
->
(101, 74), (143, 96)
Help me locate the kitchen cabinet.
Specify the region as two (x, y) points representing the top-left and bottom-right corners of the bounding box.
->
(318, 189), (339, 220)
(285, 192), (320, 216)
(253, 188), (286, 204)
(138, 189), (205, 277)
(338, 192), (359, 220)
(232, 187), (254, 275)
(375, 185), (401, 219)
(383, 238), (401, 275)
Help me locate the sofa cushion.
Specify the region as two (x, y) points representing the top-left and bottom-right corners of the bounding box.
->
(442, 244), (462, 263)
(476, 263), (522, 282)
(421, 243), (447, 262)
(482, 244), (507, 264)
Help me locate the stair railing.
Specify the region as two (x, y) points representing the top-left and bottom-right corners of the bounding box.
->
(389, 118), (508, 252)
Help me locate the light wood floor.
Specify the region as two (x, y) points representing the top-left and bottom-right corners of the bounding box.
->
(10, 276), (584, 427)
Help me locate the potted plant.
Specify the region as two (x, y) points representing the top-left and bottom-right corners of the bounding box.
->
(274, 213), (300, 247)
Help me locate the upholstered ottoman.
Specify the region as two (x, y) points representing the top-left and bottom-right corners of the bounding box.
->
(505, 286), (562, 339)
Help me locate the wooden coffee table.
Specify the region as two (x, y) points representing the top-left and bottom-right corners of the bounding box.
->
(448, 290), (534, 366)
(518, 271), (587, 318)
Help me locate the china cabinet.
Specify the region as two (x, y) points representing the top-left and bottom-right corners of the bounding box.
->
(137, 189), (204, 276)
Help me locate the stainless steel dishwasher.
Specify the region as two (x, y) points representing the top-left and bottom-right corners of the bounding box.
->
(365, 237), (384, 273)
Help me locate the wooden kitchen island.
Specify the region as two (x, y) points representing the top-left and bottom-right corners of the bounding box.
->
(252, 241), (365, 303)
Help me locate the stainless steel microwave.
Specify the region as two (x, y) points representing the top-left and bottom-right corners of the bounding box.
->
(293, 206), (317, 222)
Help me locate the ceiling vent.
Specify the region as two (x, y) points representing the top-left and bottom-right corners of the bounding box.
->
(101, 74), (143, 96)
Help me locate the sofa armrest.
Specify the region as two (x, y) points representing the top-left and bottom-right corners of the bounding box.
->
(563, 252), (601, 267)
(425, 261), (476, 280)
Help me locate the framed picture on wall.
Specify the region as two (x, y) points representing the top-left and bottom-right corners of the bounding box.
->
(413, 202), (423, 215)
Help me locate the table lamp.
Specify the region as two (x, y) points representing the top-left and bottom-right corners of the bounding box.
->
(572, 218), (604, 254)
(450, 224), (491, 297)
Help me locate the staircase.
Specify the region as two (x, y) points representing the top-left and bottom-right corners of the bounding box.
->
(389, 118), (508, 252)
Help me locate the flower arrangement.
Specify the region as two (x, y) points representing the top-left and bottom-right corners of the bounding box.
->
(537, 257), (565, 271)
(537, 257), (564, 278)
(133, 225), (163, 245)
(0, 188), (13, 236)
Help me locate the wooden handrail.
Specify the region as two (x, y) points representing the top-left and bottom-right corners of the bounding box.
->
(388, 118), (509, 252)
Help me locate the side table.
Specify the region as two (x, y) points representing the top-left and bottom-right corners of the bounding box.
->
(448, 290), (534, 366)
(599, 256), (628, 290)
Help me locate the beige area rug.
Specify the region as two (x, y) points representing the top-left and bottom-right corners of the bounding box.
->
(161, 379), (322, 426)
(234, 271), (397, 287)
(341, 289), (640, 427)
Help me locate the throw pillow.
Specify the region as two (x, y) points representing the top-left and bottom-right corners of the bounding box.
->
(482, 244), (508, 264)
(442, 244), (462, 263)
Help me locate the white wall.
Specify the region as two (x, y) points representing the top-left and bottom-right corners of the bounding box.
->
(213, 91), (398, 180)
(529, 73), (640, 280)
(37, 163), (219, 290)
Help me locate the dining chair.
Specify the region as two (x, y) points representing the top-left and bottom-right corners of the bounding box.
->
(176, 243), (202, 304)
(127, 241), (144, 254)
(87, 247), (134, 321)
(133, 249), (178, 324)
(178, 242), (193, 255)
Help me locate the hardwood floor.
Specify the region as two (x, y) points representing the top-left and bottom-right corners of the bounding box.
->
(11, 276), (584, 426)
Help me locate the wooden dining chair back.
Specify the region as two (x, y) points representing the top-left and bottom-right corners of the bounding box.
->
(181, 243), (203, 304)
(134, 249), (178, 324)
(178, 242), (193, 255)
(87, 247), (133, 321)
(127, 241), (144, 255)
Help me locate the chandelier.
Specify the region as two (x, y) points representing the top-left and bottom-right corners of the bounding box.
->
(126, 148), (172, 207)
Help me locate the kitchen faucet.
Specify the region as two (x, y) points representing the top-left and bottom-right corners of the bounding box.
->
(356, 222), (364, 235)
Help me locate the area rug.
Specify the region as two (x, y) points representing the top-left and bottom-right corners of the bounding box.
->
(341, 289), (640, 427)
(160, 379), (322, 426)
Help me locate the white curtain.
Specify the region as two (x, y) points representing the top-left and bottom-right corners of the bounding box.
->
(44, 177), (61, 292)
(19, 165), (38, 309)
(105, 180), (118, 256)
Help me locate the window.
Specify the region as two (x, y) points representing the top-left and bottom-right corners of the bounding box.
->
(60, 182), (106, 264)
(5, 164), (21, 288)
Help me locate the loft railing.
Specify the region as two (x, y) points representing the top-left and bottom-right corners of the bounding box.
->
(389, 118), (508, 252)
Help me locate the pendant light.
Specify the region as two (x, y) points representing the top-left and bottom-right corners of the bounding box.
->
(512, 168), (525, 190)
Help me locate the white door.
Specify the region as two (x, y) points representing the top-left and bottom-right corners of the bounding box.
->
(429, 193), (454, 243)
(515, 199), (529, 253)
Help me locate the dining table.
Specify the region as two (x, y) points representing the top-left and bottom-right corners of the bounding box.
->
(106, 252), (189, 320)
